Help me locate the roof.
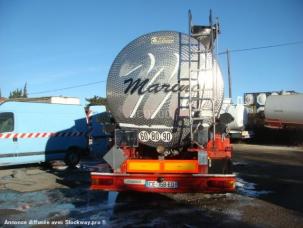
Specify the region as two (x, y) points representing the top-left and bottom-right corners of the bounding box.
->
(0, 101), (84, 114)
(0, 98), (6, 104)
(6, 96), (80, 105)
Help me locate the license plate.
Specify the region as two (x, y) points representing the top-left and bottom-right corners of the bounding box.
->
(145, 181), (178, 189)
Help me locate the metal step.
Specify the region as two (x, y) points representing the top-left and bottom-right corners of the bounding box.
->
(192, 108), (213, 112)
(191, 97), (212, 101)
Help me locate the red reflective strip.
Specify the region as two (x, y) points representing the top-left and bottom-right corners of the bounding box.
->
(0, 132), (87, 139)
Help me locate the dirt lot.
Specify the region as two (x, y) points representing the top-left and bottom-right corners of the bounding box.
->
(0, 144), (303, 227)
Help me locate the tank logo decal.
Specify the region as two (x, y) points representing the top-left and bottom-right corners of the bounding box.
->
(147, 53), (155, 74)
(0, 131), (88, 139)
(121, 52), (182, 119)
(150, 53), (179, 119)
(124, 78), (201, 95)
(150, 92), (172, 119)
(151, 36), (175, 44)
(124, 65), (142, 76)
(129, 68), (164, 118)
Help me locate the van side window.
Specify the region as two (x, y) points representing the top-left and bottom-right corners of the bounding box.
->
(0, 112), (14, 133)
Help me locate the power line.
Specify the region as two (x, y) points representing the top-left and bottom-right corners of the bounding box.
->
(218, 41), (303, 55)
(29, 80), (106, 95)
(28, 41), (303, 95)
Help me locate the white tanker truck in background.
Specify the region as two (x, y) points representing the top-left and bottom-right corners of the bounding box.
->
(235, 91), (303, 144)
(220, 98), (252, 140)
(264, 94), (303, 129)
(90, 11), (236, 193)
(243, 91), (303, 129)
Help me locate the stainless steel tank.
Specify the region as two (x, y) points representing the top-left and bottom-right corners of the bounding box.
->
(264, 94), (303, 126)
(107, 31), (224, 148)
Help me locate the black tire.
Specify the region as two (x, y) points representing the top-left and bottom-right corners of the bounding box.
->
(64, 148), (81, 168)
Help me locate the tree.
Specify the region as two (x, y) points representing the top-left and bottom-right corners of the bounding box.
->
(8, 83), (28, 99)
(23, 82), (28, 98)
(9, 89), (23, 98)
(85, 96), (107, 108)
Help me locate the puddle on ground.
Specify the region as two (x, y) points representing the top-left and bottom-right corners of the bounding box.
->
(236, 175), (272, 197)
(0, 188), (114, 226)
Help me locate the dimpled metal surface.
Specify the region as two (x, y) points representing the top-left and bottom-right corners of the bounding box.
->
(107, 31), (224, 148)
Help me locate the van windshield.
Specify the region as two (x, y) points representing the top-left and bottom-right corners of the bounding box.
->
(0, 112), (14, 133)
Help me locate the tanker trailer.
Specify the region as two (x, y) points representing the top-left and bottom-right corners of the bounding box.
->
(220, 98), (252, 139)
(264, 94), (303, 129)
(91, 12), (236, 193)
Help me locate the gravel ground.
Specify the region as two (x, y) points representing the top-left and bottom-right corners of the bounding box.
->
(0, 144), (303, 227)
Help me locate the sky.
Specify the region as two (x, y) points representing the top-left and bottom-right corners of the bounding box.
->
(0, 0), (302, 105)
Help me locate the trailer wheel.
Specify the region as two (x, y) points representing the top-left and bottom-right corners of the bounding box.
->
(64, 148), (81, 168)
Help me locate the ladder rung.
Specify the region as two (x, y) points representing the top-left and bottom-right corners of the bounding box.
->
(180, 96), (207, 100)
(192, 109), (201, 112)
(191, 97), (204, 101)
(179, 78), (198, 81)
(191, 33), (211, 37)
(193, 108), (213, 112)
(180, 43), (200, 47)
(194, 90), (214, 93)
(180, 106), (189, 109)
(191, 69), (212, 72)
(181, 60), (199, 62)
(180, 95), (212, 99)
(192, 117), (206, 121)
(180, 96), (213, 101)
(192, 98), (213, 102)
(191, 50), (209, 54)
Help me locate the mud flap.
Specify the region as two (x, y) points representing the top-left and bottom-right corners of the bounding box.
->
(208, 158), (233, 174)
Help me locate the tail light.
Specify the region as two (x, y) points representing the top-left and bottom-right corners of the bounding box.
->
(91, 177), (113, 186)
(207, 179), (235, 189)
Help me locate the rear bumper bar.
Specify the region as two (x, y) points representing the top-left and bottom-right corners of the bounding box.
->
(91, 172), (236, 193)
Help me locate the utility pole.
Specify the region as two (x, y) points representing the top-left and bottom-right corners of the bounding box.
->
(226, 48), (232, 99)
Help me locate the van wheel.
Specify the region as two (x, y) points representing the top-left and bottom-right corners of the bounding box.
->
(64, 148), (80, 168)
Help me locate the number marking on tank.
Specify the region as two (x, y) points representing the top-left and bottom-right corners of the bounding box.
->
(138, 131), (172, 142)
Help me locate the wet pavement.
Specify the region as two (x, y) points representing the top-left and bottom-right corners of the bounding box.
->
(1, 144), (303, 227)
